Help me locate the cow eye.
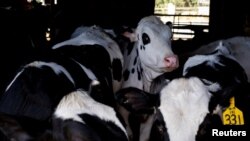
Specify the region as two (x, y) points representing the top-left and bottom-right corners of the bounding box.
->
(142, 33), (150, 45)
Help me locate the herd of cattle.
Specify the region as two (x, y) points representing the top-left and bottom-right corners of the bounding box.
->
(0, 15), (249, 141)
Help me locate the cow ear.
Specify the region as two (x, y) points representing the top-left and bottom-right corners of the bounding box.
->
(115, 87), (160, 114)
(165, 21), (173, 39)
(166, 21), (173, 30)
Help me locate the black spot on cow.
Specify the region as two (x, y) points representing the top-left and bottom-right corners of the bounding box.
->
(137, 67), (141, 80)
(142, 33), (150, 45)
(140, 45), (145, 50)
(131, 68), (135, 73)
(133, 56), (138, 65)
(136, 49), (139, 56)
(112, 58), (122, 81)
(123, 69), (130, 81)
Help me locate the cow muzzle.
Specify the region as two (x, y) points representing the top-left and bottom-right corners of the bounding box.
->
(164, 55), (179, 70)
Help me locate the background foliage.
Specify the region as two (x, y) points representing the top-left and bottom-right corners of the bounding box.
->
(155, 0), (198, 7)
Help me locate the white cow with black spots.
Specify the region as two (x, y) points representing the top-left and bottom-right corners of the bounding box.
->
(183, 36), (250, 82)
(52, 89), (129, 141)
(117, 15), (179, 141)
(52, 25), (124, 93)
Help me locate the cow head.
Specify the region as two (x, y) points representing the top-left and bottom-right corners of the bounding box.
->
(137, 16), (178, 72)
(123, 16), (179, 73)
(183, 42), (249, 109)
(115, 77), (223, 141)
(182, 43), (250, 126)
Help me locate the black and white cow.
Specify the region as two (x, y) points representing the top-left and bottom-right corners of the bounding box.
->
(52, 89), (128, 141)
(184, 36), (250, 82)
(116, 77), (220, 141)
(116, 43), (250, 141)
(182, 42), (250, 126)
(0, 85), (129, 141)
(52, 25), (124, 93)
(116, 77), (249, 141)
(115, 15), (179, 141)
(0, 54), (91, 120)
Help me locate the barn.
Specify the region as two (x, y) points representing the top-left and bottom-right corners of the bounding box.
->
(0, 0), (249, 141)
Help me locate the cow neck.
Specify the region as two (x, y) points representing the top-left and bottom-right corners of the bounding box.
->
(140, 61), (163, 92)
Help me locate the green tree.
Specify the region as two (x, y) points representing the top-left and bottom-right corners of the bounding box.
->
(155, 0), (169, 6)
(156, 0), (198, 7)
(183, 0), (198, 7)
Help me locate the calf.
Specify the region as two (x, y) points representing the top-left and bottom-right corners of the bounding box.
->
(184, 36), (250, 81)
(116, 43), (250, 141)
(183, 41), (250, 126)
(0, 54), (94, 120)
(52, 25), (124, 93)
(116, 77), (249, 141)
(117, 15), (179, 141)
(52, 89), (128, 141)
(0, 83), (128, 141)
(116, 77), (218, 141)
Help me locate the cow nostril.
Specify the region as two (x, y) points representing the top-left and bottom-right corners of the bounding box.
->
(164, 56), (179, 68)
(164, 58), (171, 64)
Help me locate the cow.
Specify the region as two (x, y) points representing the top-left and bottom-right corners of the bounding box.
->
(115, 42), (250, 141)
(0, 83), (128, 141)
(182, 36), (250, 82)
(52, 25), (124, 94)
(116, 77), (219, 141)
(115, 15), (179, 141)
(116, 77), (249, 141)
(182, 41), (250, 126)
(52, 88), (128, 141)
(0, 25), (123, 123)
